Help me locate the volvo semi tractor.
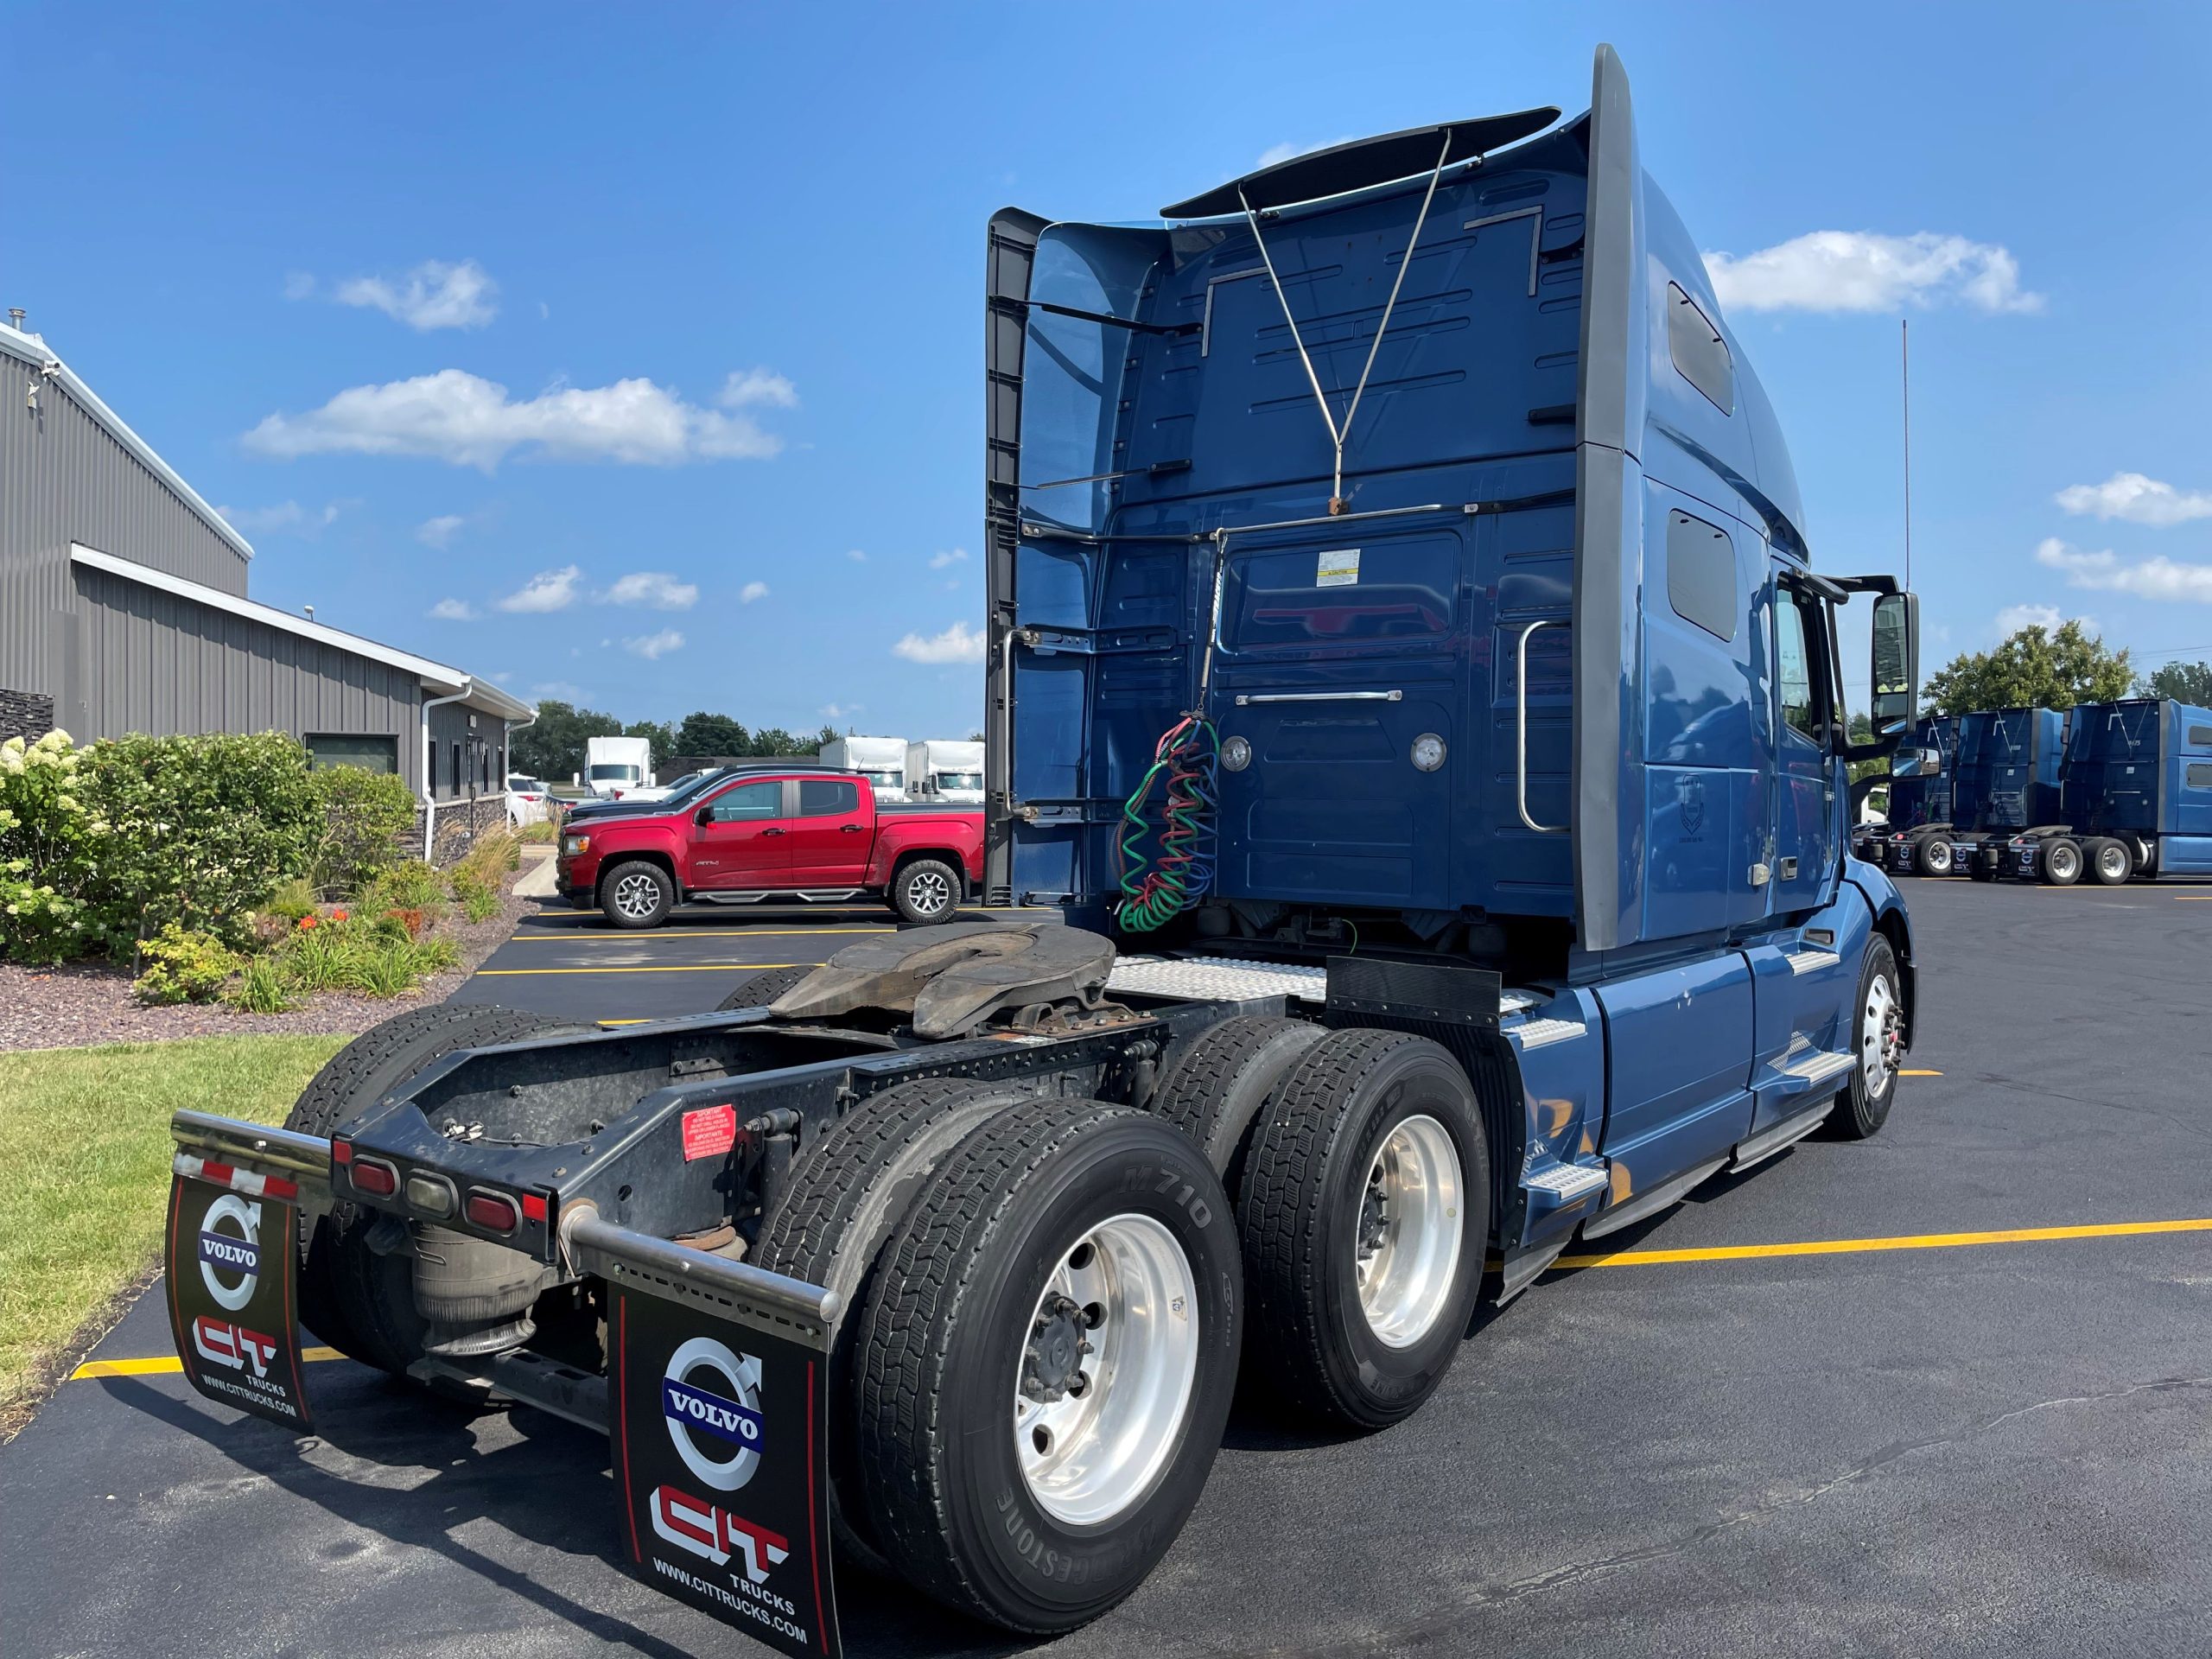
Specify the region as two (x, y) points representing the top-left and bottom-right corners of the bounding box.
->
(906, 737), (987, 802)
(153, 48), (1919, 1653)
(582, 734), (654, 799)
(1996, 697), (2212, 883)
(1884, 706), (2063, 879)
(817, 733), (907, 801)
(1855, 715), (1955, 864)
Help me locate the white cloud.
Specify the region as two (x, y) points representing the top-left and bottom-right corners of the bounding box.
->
(893, 620), (987, 664)
(928, 547), (969, 570)
(623, 628), (685, 661)
(334, 258), (499, 330)
(2054, 471), (2212, 528)
(2036, 537), (2212, 605)
(1993, 602), (2065, 636)
(1703, 232), (2043, 315)
(282, 271), (315, 302)
(215, 499), (341, 536)
(846, 549), (868, 563)
(416, 513), (467, 548)
(496, 564), (583, 613)
(719, 367), (798, 410)
(602, 570), (699, 610)
(821, 702), (862, 719)
(739, 581), (769, 603)
(243, 367), (794, 470)
(429, 597), (477, 621)
(1255, 135), (1356, 168)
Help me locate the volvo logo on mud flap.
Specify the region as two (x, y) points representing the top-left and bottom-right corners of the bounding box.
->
(198, 1193), (262, 1312)
(662, 1336), (766, 1491)
(651, 1484), (792, 1586)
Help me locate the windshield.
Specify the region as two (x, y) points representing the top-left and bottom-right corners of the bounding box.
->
(863, 770), (902, 790)
(935, 772), (983, 790)
(588, 764), (641, 782)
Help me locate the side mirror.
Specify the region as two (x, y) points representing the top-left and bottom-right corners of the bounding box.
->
(1890, 745), (1944, 779)
(1870, 592), (1918, 728)
(694, 806), (714, 826)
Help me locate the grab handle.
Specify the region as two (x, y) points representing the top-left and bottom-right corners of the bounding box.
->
(1516, 621), (1567, 835)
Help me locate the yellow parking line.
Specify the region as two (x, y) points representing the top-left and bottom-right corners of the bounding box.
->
(73, 1346), (346, 1380)
(506, 928), (893, 942)
(2177, 895), (2212, 900)
(1556, 1217), (2212, 1271)
(1900, 1068), (1943, 1077)
(476, 963), (808, 977)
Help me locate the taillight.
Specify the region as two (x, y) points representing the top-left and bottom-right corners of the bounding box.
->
(330, 1138), (354, 1165)
(520, 1192), (549, 1224)
(351, 1157), (398, 1198)
(404, 1172), (456, 1218)
(466, 1190), (520, 1235)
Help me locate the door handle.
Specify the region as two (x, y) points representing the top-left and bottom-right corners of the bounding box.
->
(1516, 620), (1567, 834)
(1233, 690), (1403, 706)
(761, 827), (785, 836)
(840, 823), (864, 832)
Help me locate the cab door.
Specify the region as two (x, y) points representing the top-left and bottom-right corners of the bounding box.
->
(1770, 575), (1839, 914)
(690, 777), (791, 890)
(785, 778), (872, 886)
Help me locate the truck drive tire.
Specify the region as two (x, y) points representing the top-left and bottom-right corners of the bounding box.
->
(2086, 836), (2133, 886)
(2040, 839), (2082, 886)
(753, 1076), (1030, 1570)
(1826, 935), (1903, 1141)
(1150, 1014), (1325, 1202)
(1238, 1030), (1490, 1430)
(283, 1005), (581, 1376)
(600, 859), (675, 928)
(714, 964), (814, 1011)
(855, 1098), (1240, 1633)
(890, 856), (962, 925)
(1917, 838), (1952, 876)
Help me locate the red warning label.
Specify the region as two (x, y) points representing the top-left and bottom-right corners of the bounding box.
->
(681, 1104), (738, 1162)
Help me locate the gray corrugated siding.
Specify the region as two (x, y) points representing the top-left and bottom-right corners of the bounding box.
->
(426, 693), (501, 804)
(74, 566), (429, 794)
(1, 355), (249, 704)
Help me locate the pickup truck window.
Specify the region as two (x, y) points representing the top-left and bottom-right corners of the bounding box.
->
(799, 779), (861, 816)
(701, 779), (782, 823)
(1777, 596), (1816, 740)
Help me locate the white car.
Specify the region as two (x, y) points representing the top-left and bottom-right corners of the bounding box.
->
(505, 774), (555, 826)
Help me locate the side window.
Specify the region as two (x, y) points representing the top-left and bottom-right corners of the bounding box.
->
(1776, 594), (1816, 741)
(1666, 511), (1738, 641)
(701, 779), (782, 823)
(2190, 725), (2212, 746)
(1667, 283), (1733, 414)
(798, 779), (860, 817)
(2188, 762), (2212, 788)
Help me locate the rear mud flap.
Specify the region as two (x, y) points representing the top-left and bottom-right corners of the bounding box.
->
(164, 1154), (315, 1431)
(579, 1217), (845, 1659)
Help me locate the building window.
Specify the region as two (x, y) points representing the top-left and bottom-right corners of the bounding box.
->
(450, 741), (461, 796)
(1667, 283), (1733, 414)
(304, 734), (399, 773)
(1666, 510), (1737, 642)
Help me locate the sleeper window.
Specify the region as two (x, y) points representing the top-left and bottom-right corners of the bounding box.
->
(1666, 511), (1737, 641)
(1667, 283), (1734, 414)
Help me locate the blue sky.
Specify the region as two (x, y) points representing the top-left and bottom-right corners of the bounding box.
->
(10, 2), (2211, 734)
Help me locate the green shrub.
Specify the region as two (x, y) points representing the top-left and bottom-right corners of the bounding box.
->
(461, 826), (521, 880)
(517, 818), (559, 845)
(310, 766), (417, 893)
(0, 732), (111, 964)
(227, 954), (299, 1014)
(133, 924), (239, 1005)
(359, 859), (445, 914)
(264, 875), (319, 924)
(253, 913), (461, 1002)
(450, 866), (500, 923)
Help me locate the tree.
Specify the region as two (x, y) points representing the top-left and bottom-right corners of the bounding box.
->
(510, 700), (622, 780)
(2139, 659), (2212, 706)
(1922, 621), (2133, 717)
(811, 724), (842, 752)
(624, 720), (678, 768)
(748, 727), (811, 756)
(674, 710), (750, 758)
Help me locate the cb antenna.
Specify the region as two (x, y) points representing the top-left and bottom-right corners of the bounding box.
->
(1900, 317), (1913, 591)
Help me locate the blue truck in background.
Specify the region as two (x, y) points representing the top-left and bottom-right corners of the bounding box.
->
(1855, 714), (1955, 866)
(151, 47), (1926, 1649)
(1995, 698), (2212, 883)
(1883, 705), (2065, 879)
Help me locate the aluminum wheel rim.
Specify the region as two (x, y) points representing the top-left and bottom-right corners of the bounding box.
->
(1014, 1212), (1198, 1527)
(2049, 845), (2078, 880)
(1355, 1114), (1465, 1349)
(1863, 971), (1900, 1095)
(906, 869), (951, 916)
(1926, 842), (1951, 874)
(611, 872), (660, 919)
(2097, 844), (2127, 880)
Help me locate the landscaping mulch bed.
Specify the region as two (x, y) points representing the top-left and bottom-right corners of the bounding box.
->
(0, 870), (548, 1053)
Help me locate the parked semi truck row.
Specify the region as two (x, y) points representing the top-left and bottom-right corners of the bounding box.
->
(157, 49), (1923, 1654)
(1880, 699), (2212, 882)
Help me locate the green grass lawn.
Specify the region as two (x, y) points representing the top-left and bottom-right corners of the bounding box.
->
(0, 1034), (347, 1421)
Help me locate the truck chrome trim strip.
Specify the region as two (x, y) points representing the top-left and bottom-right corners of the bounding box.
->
(1233, 690), (1402, 706)
(1731, 1097), (1838, 1172)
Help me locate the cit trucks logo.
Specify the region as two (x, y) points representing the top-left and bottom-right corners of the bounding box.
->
(652, 1485), (791, 1586)
(192, 1316), (280, 1376)
(199, 1193), (262, 1310)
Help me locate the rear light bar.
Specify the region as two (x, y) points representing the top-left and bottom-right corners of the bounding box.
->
(350, 1156), (398, 1198)
(466, 1189), (520, 1235)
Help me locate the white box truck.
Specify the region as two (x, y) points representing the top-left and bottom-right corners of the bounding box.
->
(582, 734), (654, 799)
(906, 738), (985, 804)
(818, 734), (907, 802)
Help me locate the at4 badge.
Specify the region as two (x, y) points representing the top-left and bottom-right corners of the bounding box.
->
(609, 1278), (841, 1659)
(163, 1155), (314, 1431)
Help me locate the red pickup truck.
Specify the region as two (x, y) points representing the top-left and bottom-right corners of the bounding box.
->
(556, 767), (984, 929)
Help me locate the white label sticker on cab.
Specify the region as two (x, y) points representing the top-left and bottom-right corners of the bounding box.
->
(1315, 549), (1361, 587)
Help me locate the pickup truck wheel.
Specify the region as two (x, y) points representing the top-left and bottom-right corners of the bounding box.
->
(1828, 936), (1902, 1140)
(599, 860), (674, 928)
(2086, 836), (2132, 885)
(283, 1005), (582, 1377)
(855, 1099), (1239, 1633)
(1150, 1014), (1325, 1201)
(1917, 838), (1952, 876)
(714, 964), (813, 1011)
(2040, 838), (2082, 886)
(1238, 1030), (1488, 1430)
(753, 1077), (1029, 1571)
(891, 857), (960, 925)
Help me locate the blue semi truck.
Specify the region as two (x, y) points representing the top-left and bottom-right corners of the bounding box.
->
(152, 48), (1921, 1648)
(1854, 714), (1955, 865)
(1994, 697), (2212, 883)
(1883, 705), (2066, 879)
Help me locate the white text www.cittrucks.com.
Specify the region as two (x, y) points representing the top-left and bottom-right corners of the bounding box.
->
(651, 1555), (809, 1644)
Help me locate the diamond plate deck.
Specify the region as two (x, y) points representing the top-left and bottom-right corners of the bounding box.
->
(1105, 956), (1330, 1003)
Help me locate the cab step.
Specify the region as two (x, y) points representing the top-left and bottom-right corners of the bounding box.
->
(1757, 1036), (1856, 1099)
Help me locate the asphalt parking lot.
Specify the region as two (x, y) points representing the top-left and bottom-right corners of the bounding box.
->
(6, 878), (2210, 1658)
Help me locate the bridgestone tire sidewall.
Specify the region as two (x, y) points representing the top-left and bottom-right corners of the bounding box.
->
(1288, 1046), (1489, 1427)
(880, 1118), (1239, 1630)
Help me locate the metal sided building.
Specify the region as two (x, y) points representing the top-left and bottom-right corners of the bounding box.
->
(0, 315), (531, 856)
